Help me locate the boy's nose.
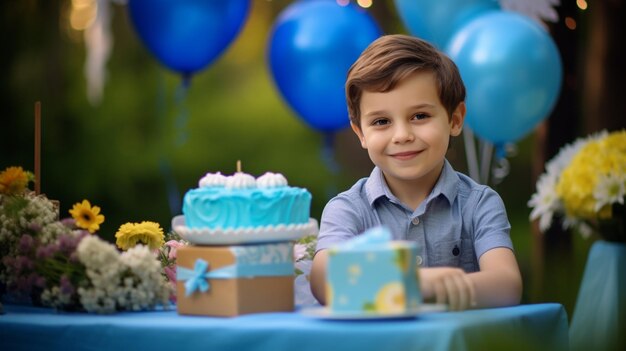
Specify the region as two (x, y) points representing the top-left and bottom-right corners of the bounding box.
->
(392, 123), (414, 144)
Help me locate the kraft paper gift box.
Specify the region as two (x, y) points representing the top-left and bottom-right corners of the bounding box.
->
(176, 242), (294, 317)
(326, 226), (422, 314)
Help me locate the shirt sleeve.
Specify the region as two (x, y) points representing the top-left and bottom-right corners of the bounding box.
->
(315, 193), (366, 253)
(471, 187), (514, 260)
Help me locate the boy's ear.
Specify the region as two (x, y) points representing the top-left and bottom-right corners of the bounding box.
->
(350, 122), (367, 149)
(450, 102), (466, 137)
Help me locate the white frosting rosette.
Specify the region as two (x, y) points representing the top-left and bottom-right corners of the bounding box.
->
(257, 172), (288, 188)
(199, 172), (228, 188)
(225, 172), (256, 189)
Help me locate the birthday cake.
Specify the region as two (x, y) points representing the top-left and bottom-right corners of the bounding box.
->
(182, 171), (312, 231)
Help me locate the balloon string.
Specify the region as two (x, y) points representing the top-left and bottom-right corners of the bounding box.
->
(174, 77), (190, 146)
(160, 158), (181, 216)
(157, 71), (181, 217)
(479, 140), (494, 185)
(491, 144), (512, 185)
(321, 132), (339, 200)
(321, 132), (340, 174)
(463, 128), (480, 182)
(463, 127), (514, 186)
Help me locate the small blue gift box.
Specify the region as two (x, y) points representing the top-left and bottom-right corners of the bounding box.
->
(176, 242), (295, 316)
(326, 227), (421, 314)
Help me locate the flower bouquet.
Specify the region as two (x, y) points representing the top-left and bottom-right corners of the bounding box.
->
(294, 234), (319, 306)
(0, 166), (173, 313)
(528, 130), (625, 242)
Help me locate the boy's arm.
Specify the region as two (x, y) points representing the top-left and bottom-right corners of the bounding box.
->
(419, 247), (522, 310)
(310, 249), (329, 305)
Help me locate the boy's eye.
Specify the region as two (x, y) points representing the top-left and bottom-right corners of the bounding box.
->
(412, 113), (429, 120)
(371, 118), (390, 126)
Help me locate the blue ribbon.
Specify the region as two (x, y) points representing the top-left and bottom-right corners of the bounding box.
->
(177, 258), (294, 297)
(179, 259), (211, 296)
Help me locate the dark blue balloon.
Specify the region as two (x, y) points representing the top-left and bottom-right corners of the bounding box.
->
(446, 11), (563, 144)
(268, 0), (382, 132)
(128, 0), (250, 77)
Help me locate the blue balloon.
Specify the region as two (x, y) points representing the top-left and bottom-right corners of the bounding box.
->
(394, 0), (500, 49)
(268, 0), (382, 132)
(128, 0), (250, 77)
(446, 11), (563, 144)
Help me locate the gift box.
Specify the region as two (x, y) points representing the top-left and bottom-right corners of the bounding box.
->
(326, 226), (421, 314)
(176, 242), (294, 317)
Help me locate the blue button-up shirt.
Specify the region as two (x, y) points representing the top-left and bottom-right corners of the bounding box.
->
(316, 160), (513, 272)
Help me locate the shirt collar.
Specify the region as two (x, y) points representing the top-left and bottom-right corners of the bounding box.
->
(364, 167), (390, 207)
(364, 159), (459, 208)
(430, 159), (459, 205)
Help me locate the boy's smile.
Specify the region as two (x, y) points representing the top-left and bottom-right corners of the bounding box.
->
(352, 70), (465, 207)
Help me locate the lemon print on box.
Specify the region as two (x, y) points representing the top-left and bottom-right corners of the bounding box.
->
(375, 282), (406, 313)
(391, 245), (411, 273)
(326, 283), (333, 306)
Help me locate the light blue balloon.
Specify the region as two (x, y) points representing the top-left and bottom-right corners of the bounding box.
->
(394, 0), (500, 49)
(446, 11), (563, 144)
(268, 0), (382, 132)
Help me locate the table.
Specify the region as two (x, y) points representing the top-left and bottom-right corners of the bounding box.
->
(0, 303), (568, 351)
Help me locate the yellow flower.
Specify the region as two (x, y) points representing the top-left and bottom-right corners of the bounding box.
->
(556, 131), (626, 221)
(115, 221), (165, 251)
(0, 166), (34, 195)
(69, 200), (105, 233)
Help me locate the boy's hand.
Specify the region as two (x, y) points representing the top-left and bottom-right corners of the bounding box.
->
(419, 267), (476, 311)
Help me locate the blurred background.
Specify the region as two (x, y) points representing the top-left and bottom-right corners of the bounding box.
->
(1, 0), (624, 319)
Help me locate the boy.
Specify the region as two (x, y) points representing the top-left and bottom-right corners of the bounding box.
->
(310, 34), (522, 311)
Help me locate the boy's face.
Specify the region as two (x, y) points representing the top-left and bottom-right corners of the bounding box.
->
(351, 71), (464, 190)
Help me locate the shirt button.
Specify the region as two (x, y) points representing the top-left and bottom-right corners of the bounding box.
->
(416, 255), (423, 265)
(411, 217), (420, 225)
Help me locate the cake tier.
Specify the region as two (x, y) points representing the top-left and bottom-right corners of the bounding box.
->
(182, 186), (311, 229)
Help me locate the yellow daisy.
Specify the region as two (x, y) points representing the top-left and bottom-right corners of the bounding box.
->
(115, 221), (165, 251)
(0, 166), (34, 195)
(69, 199), (105, 233)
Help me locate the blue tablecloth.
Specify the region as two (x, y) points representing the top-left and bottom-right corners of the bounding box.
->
(0, 303), (568, 351)
(569, 240), (626, 351)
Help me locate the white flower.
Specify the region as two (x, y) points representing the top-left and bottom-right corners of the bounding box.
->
(500, 0), (560, 25)
(77, 236), (121, 270)
(528, 172), (561, 232)
(545, 135), (590, 176)
(594, 172), (626, 212)
(118, 244), (171, 311)
(294, 259), (318, 307)
(293, 243), (307, 262)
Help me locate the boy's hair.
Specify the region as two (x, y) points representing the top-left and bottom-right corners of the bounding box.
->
(346, 34), (466, 128)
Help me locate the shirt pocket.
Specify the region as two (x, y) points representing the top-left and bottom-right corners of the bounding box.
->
(432, 239), (462, 267)
(432, 239), (477, 271)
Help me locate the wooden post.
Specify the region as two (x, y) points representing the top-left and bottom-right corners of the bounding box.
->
(34, 101), (41, 195)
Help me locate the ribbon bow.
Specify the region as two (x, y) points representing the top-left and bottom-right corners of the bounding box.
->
(177, 245), (295, 297)
(180, 259), (211, 296)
